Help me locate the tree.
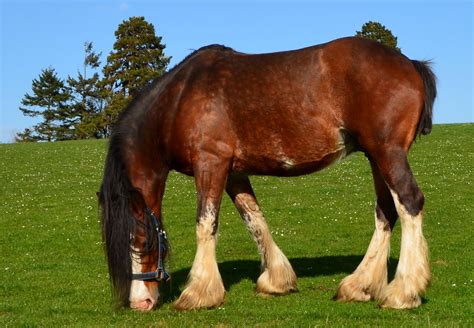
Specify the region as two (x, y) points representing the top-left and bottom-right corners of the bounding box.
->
(101, 16), (171, 135)
(67, 42), (106, 139)
(17, 17), (171, 141)
(355, 21), (401, 52)
(17, 68), (72, 141)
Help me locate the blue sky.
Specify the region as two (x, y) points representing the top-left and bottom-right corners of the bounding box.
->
(1, 0), (472, 143)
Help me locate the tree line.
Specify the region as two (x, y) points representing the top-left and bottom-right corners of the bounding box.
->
(18, 19), (398, 142)
(17, 16), (170, 142)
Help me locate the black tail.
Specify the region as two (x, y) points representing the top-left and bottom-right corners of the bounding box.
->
(99, 134), (144, 306)
(411, 60), (437, 136)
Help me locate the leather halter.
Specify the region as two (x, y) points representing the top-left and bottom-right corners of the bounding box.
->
(131, 207), (170, 282)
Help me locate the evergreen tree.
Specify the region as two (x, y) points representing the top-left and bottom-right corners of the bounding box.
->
(17, 68), (72, 141)
(17, 18), (170, 141)
(67, 42), (106, 139)
(101, 16), (171, 135)
(356, 21), (401, 52)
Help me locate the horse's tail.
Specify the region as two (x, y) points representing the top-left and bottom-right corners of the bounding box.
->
(99, 135), (144, 306)
(411, 60), (437, 136)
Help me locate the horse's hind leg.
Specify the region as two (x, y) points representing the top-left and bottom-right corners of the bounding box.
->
(174, 157), (229, 311)
(226, 175), (297, 295)
(335, 160), (397, 302)
(374, 148), (430, 309)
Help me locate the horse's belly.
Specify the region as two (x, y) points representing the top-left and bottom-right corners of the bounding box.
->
(231, 144), (349, 177)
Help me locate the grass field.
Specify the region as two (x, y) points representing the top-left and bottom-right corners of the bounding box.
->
(1, 123), (472, 327)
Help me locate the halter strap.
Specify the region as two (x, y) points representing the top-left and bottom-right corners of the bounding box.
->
(131, 207), (170, 282)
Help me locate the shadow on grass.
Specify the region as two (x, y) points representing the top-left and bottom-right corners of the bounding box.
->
(161, 255), (399, 303)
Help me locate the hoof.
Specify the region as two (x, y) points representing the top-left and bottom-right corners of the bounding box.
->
(256, 267), (298, 295)
(334, 269), (389, 302)
(379, 294), (421, 309)
(174, 282), (225, 311)
(378, 280), (422, 309)
(334, 276), (371, 302)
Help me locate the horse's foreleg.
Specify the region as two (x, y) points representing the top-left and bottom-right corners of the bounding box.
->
(335, 160), (396, 302)
(375, 149), (430, 309)
(226, 175), (297, 295)
(174, 160), (228, 311)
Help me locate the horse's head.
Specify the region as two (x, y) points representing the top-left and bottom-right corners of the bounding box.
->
(128, 206), (170, 311)
(99, 185), (169, 312)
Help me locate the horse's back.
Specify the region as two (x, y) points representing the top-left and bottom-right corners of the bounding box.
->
(161, 37), (424, 175)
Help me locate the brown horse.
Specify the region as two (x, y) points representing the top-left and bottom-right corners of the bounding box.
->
(99, 37), (436, 311)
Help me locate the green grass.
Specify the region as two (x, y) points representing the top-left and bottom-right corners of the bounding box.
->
(1, 123), (472, 327)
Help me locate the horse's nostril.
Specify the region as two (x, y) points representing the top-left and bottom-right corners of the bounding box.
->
(130, 298), (156, 311)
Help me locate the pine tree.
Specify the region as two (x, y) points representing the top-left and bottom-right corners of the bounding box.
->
(17, 18), (171, 141)
(67, 42), (106, 139)
(100, 16), (171, 135)
(18, 68), (72, 141)
(356, 21), (401, 52)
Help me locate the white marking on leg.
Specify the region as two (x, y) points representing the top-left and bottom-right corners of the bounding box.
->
(174, 203), (225, 310)
(235, 193), (297, 294)
(336, 210), (391, 301)
(191, 204), (219, 278)
(380, 189), (430, 309)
